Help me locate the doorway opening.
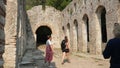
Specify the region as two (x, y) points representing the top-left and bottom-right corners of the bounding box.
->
(96, 6), (107, 43)
(83, 14), (90, 53)
(36, 26), (52, 46)
(73, 19), (79, 51)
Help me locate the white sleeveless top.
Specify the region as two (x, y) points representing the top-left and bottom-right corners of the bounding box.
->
(46, 39), (52, 46)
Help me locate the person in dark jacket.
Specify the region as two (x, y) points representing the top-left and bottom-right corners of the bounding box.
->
(61, 36), (70, 64)
(103, 23), (120, 68)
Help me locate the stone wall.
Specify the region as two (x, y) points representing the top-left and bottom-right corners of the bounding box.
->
(3, 0), (28, 67)
(27, 6), (63, 48)
(2, 0), (120, 67)
(16, 0), (29, 67)
(0, 0), (6, 67)
(3, 0), (17, 67)
(62, 0), (120, 54)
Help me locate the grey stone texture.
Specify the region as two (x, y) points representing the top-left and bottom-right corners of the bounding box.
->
(0, 0), (6, 67)
(3, 0), (17, 67)
(1, 0), (120, 68)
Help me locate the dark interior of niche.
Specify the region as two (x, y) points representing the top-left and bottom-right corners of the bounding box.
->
(91, 3), (92, 6)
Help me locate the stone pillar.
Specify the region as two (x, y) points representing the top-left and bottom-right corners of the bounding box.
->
(81, 21), (87, 53)
(3, 0), (17, 67)
(72, 24), (78, 52)
(16, 0), (27, 67)
(0, 0), (6, 68)
(77, 22), (83, 52)
(90, 13), (102, 54)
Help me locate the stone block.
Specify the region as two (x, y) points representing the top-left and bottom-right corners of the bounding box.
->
(0, 15), (5, 26)
(0, 29), (5, 40)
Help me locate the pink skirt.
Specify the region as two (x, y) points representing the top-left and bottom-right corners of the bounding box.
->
(45, 45), (53, 62)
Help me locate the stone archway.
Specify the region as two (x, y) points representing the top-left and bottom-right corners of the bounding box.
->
(62, 26), (65, 35)
(83, 14), (89, 42)
(96, 5), (107, 43)
(35, 26), (52, 46)
(82, 14), (89, 53)
(73, 19), (78, 51)
(66, 23), (71, 47)
(67, 23), (70, 39)
(95, 5), (107, 54)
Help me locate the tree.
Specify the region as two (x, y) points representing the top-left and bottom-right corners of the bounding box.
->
(25, 0), (72, 11)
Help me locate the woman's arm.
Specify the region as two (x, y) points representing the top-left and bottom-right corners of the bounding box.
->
(51, 45), (54, 52)
(65, 42), (70, 49)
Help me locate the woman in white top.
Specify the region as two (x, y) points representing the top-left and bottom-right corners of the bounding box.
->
(45, 35), (54, 66)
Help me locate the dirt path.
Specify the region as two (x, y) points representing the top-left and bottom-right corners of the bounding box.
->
(37, 45), (109, 68)
(52, 54), (109, 68)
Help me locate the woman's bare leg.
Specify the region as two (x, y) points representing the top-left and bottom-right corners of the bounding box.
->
(66, 53), (70, 63)
(61, 52), (65, 64)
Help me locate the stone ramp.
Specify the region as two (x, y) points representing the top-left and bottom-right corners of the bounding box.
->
(18, 45), (46, 68)
(19, 49), (45, 68)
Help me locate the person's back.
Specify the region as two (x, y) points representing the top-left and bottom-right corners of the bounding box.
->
(103, 23), (120, 68)
(106, 38), (120, 61)
(61, 40), (66, 52)
(61, 36), (70, 64)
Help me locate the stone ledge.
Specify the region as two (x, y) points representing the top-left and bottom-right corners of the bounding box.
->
(0, 59), (4, 66)
(19, 61), (35, 65)
(0, 23), (4, 30)
(0, 39), (5, 45)
(0, 15), (5, 26)
(0, 7), (5, 17)
(0, 1), (6, 13)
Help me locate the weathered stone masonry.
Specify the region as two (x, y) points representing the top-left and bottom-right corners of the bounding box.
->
(0, 0), (6, 67)
(27, 6), (63, 48)
(62, 0), (120, 54)
(3, 0), (17, 67)
(1, 0), (120, 68)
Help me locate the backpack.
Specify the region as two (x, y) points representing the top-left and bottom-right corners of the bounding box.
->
(61, 40), (66, 50)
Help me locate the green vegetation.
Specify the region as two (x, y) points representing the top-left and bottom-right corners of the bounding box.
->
(26, 0), (72, 11)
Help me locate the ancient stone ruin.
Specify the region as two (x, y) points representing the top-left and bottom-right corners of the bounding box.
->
(0, 0), (120, 68)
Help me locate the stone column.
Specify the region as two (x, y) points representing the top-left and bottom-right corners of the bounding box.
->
(72, 23), (78, 52)
(90, 13), (102, 54)
(3, 0), (17, 67)
(16, 0), (27, 67)
(0, 0), (6, 68)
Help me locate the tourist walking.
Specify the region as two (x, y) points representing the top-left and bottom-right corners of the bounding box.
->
(61, 36), (70, 64)
(103, 23), (120, 68)
(45, 35), (54, 67)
